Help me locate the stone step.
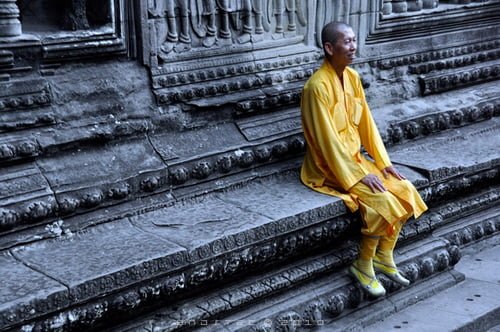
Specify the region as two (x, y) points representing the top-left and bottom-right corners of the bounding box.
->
(109, 206), (499, 332)
(363, 235), (500, 332)
(0, 105), (499, 331)
(1, 99), (499, 243)
(0, 178), (498, 331)
(116, 236), (463, 332)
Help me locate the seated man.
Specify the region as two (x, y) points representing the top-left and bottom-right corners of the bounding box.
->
(300, 22), (428, 297)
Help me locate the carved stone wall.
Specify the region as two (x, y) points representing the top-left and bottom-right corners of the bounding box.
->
(0, 0), (498, 235)
(138, 0), (499, 116)
(0, 2), (499, 331)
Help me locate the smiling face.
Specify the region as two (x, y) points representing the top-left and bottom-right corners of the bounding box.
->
(324, 25), (357, 68)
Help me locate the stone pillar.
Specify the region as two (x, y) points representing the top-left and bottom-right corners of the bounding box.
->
(0, 0), (21, 37)
(382, 0), (393, 15)
(392, 0), (408, 13)
(407, 0), (423, 11)
(422, 0), (439, 8)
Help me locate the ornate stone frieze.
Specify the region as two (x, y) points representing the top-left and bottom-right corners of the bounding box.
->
(372, 40), (499, 71)
(0, 163), (57, 232)
(438, 209), (499, 248)
(0, 78), (51, 114)
(403, 186), (500, 240)
(365, 0), (499, 49)
(144, 0), (320, 110)
(243, 244), (460, 332)
(409, 47), (500, 75)
(419, 62), (500, 95)
(384, 98), (500, 145)
(380, 0), (495, 16)
(147, 0), (309, 62)
(98, 239), (460, 332)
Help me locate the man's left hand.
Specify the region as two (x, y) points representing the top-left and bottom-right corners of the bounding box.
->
(382, 166), (407, 180)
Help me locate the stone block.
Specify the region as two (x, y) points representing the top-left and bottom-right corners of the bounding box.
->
(0, 162), (57, 232)
(0, 252), (68, 330)
(11, 219), (187, 304)
(389, 118), (500, 181)
(149, 122), (247, 162)
(216, 174), (345, 225)
(36, 138), (167, 214)
(129, 195), (273, 262)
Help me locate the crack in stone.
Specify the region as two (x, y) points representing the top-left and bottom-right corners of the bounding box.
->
(9, 249), (71, 290)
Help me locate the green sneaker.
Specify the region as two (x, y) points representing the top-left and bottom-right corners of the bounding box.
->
(349, 262), (386, 297)
(373, 258), (410, 286)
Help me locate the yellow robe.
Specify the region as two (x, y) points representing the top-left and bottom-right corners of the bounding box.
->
(300, 60), (427, 235)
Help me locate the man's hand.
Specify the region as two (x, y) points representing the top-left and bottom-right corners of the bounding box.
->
(361, 174), (387, 193)
(382, 165), (407, 180)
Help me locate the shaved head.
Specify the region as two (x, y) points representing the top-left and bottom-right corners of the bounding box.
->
(321, 21), (352, 49)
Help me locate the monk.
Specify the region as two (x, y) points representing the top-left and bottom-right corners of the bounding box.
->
(300, 22), (428, 297)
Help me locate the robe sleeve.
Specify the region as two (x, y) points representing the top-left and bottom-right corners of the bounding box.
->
(354, 76), (392, 170)
(301, 83), (368, 190)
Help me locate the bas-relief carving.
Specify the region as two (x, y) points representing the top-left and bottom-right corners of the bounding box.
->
(315, 0), (352, 46)
(145, 0), (324, 110)
(148, 0), (308, 62)
(381, 0), (491, 15)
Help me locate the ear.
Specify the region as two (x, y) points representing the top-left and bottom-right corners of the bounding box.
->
(324, 42), (334, 57)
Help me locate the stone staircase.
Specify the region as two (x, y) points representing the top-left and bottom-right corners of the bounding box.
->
(1, 76), (499, 331)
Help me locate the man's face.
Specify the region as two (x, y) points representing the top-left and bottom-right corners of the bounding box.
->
(325, 27), (357, 67)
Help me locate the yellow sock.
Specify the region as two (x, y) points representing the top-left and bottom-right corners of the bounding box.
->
(359, 235), (380, 261)
(374, 249), (397, 274)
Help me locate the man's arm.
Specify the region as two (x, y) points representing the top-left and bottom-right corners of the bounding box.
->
(354, 76), (392, 171)
(354, 75), (407, 191)
(302, 84), (368, 191)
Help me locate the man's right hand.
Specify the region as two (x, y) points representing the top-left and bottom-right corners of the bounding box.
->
(361, 174), (387, 193)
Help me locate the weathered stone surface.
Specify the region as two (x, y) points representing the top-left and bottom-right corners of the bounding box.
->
(36, 138), (167, 214)
(0, 252), (68, 330)
(12, 220), (187, 303)
(0, 162), (56, 232)
(236, 107), (302, 141)
(149, 123), (247, 162)
(454, 234), (500, 284)
(129, 195), (273, 262)
(216, 173), (345, 224)
(0, 163), (53, 206)
(37, 138), (164, 189)
(368, 278), (500, 332)
(389, 118), (500, 181)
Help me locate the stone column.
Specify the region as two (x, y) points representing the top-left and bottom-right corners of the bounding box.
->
(0, 0), (21, 37)
(392, 0), (408, 13)
(382, 0), (393, 15)
(407, 0), (423, 11)
(422, 0), (439, 8)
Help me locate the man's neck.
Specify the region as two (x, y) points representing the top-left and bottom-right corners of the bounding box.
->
(327, 58), (346, 81)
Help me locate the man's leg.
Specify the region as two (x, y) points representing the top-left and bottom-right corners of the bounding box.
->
(349, 202), (387, 297)
(374, 218), (411, 286)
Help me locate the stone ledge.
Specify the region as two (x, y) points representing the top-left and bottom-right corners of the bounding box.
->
(118, 237), (461, 332)
(0, 99), (499, 331)
(1, 97), (498, 237)
(0, 178), (498, 331)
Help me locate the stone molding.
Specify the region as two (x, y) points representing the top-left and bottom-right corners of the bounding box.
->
(1, 167), (498, 331)
(367, 0), (499, 43)
(1, 98), (499, 235)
